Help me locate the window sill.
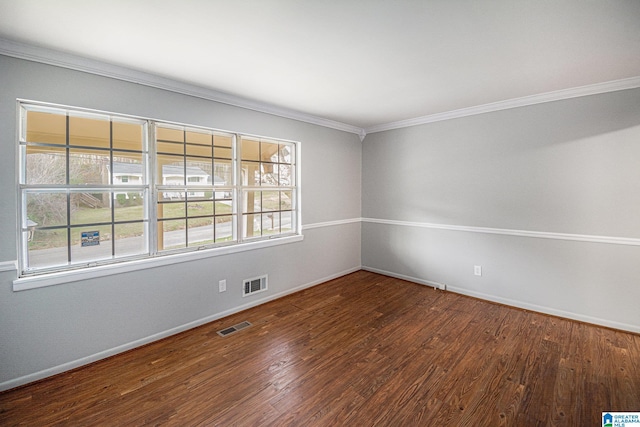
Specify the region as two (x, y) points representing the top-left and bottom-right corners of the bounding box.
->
(13, 234), (304, 292)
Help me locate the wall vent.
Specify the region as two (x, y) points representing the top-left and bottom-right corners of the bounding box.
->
(217, 321), (252, 337)
(243, 274), (268, 297)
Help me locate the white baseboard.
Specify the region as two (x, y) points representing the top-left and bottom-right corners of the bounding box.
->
(362, 266), (447, 290)
(362, 265), (640, 334)
(0, 266), (361, 392)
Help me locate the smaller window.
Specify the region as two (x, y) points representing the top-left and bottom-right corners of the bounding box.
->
(240, 137), (296, 239)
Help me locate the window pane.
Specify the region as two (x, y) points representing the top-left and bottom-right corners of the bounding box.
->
(70, 227), (112, 263)
(158, 156), (185, 185)
(214, 159), (232, 185)
(185, 158), (212, 186)
(214, 134), (233, 148)
(112, 120), (144, 151)
(157, 141), (184, 155)
(114, 222), (146, 257)
(159, 190), (185, 204)
(213, 146), (232, 159)
(26, 191), (68, 228)
(261, 141), (279, 162)
(262, 191), (279, 212)
(187, 191), (214, 202)
(26, 110), (66, 145)
(281, 190), (293, 210)
(281, 211), (293, 233)
(69, 115), (110, 148)
(279, 164), (293, 186)
(242, 162), (261, 186)
(187, 201), (213, 217)
(215, 215), (234, 242)
(25, 146), (66, 184)
(279, 143), (294, 164)
(243, 214), (261, 238)
(112, 153), (144, 186)
(114, 191), (145, 222)
(185, 130), (211, 145)
(156, 126), (183, 142)
(188, 217), (214, 247)
(215, 199), (233, 214)
(69, 149), (109, 185)
(159, 201), (186, 219)
(186, 143), (213, 157)
(261, 163), (278, 185)
(27, 229), (69, 269)
(71, 192), (111, 225)
(243, 191), (261, 213)
(160, 219), (186, 250)
(262, 211), (280, 234)
(241, 138), (260, 161)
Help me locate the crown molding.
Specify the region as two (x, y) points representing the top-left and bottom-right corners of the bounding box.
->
(3, 38), (639, 140)
(364, 76), (640, 135)
(0, 38), (364, 137)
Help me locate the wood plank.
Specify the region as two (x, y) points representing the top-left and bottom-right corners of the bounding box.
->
(1, 271), (639, 426)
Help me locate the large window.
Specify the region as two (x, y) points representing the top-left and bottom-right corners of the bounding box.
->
(18, 102), (299, 276)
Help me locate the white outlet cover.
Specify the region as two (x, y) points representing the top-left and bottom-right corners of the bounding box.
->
(219, 279), (226, 292)
(474, 266), (482, 276)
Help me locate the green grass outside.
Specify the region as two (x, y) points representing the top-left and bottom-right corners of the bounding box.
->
(29, 202), (233, 250)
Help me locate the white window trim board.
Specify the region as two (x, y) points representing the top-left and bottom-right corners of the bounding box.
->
(13, 234), (303, 291)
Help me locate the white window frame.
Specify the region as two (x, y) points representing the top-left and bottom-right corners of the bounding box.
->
(14, 100), (302, 291)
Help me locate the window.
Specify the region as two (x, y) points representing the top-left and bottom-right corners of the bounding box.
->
(240, 136), (296, 239)
(155, 123), (236, 251)
(18, 102), (299, 277)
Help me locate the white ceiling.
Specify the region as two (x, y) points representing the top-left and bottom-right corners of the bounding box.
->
(1, 0), (639, 132)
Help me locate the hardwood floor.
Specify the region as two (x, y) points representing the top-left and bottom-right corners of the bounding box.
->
(1, 270), (639, 426)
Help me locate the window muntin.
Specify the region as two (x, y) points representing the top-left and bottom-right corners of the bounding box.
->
(18, 102), (299, 276)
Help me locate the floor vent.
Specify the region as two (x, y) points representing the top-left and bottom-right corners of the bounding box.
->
(217, 321), (252, 337)
(243, 274), (268, 297)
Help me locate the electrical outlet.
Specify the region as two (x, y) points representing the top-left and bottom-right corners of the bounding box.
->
(474, 265), (482, 276)
(218, 279), (226, 292)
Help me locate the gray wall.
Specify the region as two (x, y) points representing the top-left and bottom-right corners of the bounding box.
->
(2, 52), (638, 391)
(362, 88), (640, 332)
(0, 55), (362, 390)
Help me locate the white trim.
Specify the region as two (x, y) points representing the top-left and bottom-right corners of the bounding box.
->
(362, 266), (640, 334)
(364, 76), (640, 135)
(4, 38), (639, 139)
(0, 265), (360, 392)
(11, 218), (361, 291)
(302, 217), (361, 230)
(13, 235), (304, 292)
(0, 38), (363, 137)
(362, 217), (640, 247)
(362, 266), (446, 290)
(0, 260), (17, 273)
